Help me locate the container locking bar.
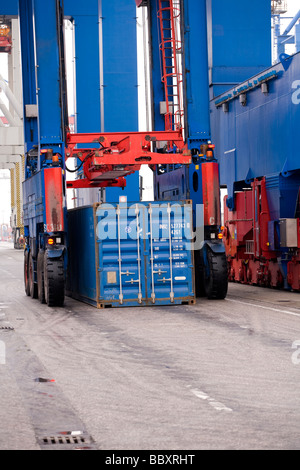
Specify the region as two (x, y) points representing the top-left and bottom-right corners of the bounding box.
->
(167, 203), (174, 303)
(149, 205), (156, 304)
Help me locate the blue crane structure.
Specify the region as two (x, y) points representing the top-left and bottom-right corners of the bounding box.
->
(14, 0), (142, 306)
(209, 4), (300, 291)
(0, 0), (273, 306)
(15, 0), (193, 307)
(143, 0), (270, 298)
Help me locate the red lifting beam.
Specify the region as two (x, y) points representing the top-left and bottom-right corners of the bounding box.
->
(65, 130), (191, 189)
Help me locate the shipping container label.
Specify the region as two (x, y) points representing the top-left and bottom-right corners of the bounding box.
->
(95, 202), (204, 251)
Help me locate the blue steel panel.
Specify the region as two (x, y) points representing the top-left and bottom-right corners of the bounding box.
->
(64, 0), (101, 133)
(207, 0), (272, 98)
(0, 0), (18, 15)
(183, 0), (210, 143)
(265, 173), (300, 221)
(33, 0), (65, 145)
(66, 206), (97, 305)
(100, 1), (138, 132)
(100, 0), (139, 202)
(154, 164), (205, 228)
(72, 15), (101, 133)
(64, 0), (98, 16)
(19, 0), (66, 178)
(211, 51), (300, 212)
(148, 0), (169, 132)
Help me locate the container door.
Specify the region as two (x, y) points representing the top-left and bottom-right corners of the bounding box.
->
(146, 202), (195, 305)
(97, 203), (146, 306)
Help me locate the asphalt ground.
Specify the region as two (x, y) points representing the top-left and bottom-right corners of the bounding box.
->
(1, 241), (300, 451)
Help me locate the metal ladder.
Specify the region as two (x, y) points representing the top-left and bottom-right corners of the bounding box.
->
(157, 0), (184, 132)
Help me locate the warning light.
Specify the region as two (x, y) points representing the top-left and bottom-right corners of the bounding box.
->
(119, 196), (127, 203)
(48, 238), (55, 245)
(52, 153), (59, 164)
(218, 233), (223, 239)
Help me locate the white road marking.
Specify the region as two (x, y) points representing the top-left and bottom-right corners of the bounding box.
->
(227, 298), (300, 319)
(190, 388), (233, 412)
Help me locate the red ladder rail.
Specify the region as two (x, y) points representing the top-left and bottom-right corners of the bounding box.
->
(158, 0), (184, 132)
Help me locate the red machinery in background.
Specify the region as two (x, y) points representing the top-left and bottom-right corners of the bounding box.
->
(223, 178), (300, 291)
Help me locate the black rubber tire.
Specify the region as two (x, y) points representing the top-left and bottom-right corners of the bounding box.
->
(37, 251), (45, 304)
(29, 252), (38, 299)
(203, 249), (228, 300)
(24, 250), (31, 297)
(194, 250), (206, 297)
(44, 254), (65, 307)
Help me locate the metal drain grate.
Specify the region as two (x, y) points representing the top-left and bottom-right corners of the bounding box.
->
(0, 326), (14, 330)
(41, 435), (87, 446)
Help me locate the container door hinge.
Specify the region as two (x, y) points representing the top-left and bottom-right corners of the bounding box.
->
(117, 204), (123, 304)
(136, 204), (142, 304)
(167, 203), (174, 302)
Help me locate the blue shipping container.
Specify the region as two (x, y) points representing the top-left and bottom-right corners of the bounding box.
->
(66, 201), (196, 308)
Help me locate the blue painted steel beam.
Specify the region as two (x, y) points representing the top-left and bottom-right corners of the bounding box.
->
(0, 0), (18, 15)
(100, 0), (138, 133)
(19, 0), (66, 177)
(33, 0), (66, 146)
(148, 0), (211, 146)
(19, 0), (68, 250)
(64, 0), (140, 202)
(64, 0), (101, 134)
(150, 0), (212, 225)
(3, 0), (140, 203)
(99, 0), (140, 202)
(148, 0), (169, 132)
(18, 0), (38, 163)
(207, 0), (271, 98)
(182, 0), (210, 146)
